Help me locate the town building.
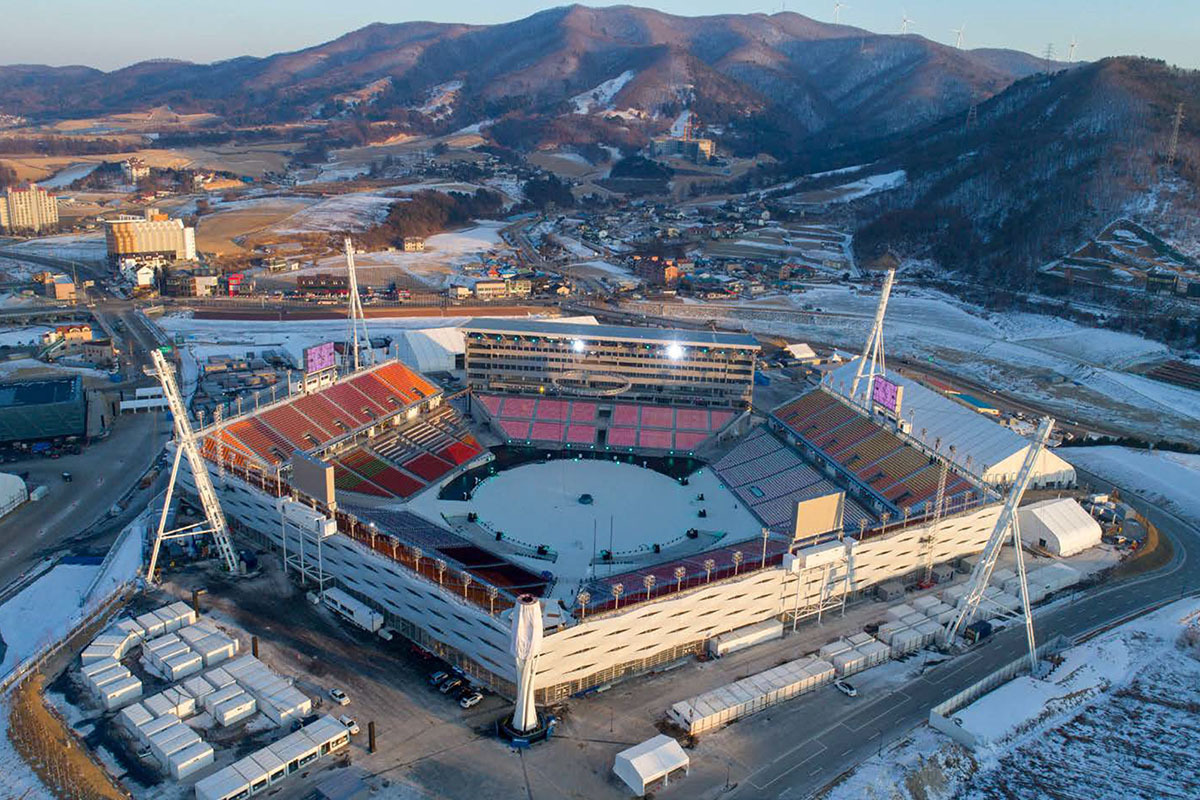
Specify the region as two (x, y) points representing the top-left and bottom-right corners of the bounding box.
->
(41, 324), (93, 346)
(121, 158), (150, 183)
(104, 209), (196, 267)
(0, 184), (59, 233)
(403, 237), (426, 252)
(649, 136), (716, 164)
(43, 274), (76, 301)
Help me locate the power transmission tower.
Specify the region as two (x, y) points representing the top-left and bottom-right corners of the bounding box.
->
(1043, 42), (1056, 71)
(943, 417), (1055, 675)
(147, 348), (238, 579)
(343, 237), (372, 372)
(964, 101), (978, 133)
(849, 268), (895, 406)
(1166, 102), (1185, 171)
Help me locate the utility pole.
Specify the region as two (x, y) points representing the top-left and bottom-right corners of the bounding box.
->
(1166, 102), (1185, 172)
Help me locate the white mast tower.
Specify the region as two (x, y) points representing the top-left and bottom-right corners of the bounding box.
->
(849, 268), (896, 408)
(343, 236), (372, 372)
(510, 595), (544, 733)
(942, 417), (1055, 674)
(147, 348), (238, 579)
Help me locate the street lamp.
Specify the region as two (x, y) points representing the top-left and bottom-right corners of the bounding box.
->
(674, 566), (686, 593)
(612, 582), (624, 610)
(577, 590), (591, 620)
(435, 559), (447, 588)
(461, 572), (472, 600)
(732, 550), (744, 575)
(488, 585), (499, 616)
(411, 546), (423, 573)
(643, 574), (656, 600)
(760, 527), (770, 568)
(704, 559), (715, 582)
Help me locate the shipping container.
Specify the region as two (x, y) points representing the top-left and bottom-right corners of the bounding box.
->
(706, 619), (783, 657)
(213, 694), (257, 727)
(855, 640), (891, 667)
(910, 595), (939, 611)
(100, 675), (143, 710)
(885, 603), (916, 622)
(118, 702), (154, 733)
(818, 639), (851, 660)
(323, 587), (383, 633)
(169, 740), (214, 780)
(162, 651), (203, 681)
(832, 649), (866, 676)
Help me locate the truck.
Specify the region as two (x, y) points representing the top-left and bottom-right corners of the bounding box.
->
(323, 588), (383, 633)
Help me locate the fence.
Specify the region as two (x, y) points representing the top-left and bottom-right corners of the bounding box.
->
(928, 634), (1069, 748)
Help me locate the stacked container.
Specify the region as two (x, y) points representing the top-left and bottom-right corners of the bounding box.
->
(148, 721), (202, 769)
(855, 639), (891, 668)
(889, 627), (923, 656)
(83, 661), (142, 710)
(118, 702), (154, 733)
(922, 601), (957, 625)
(229, 658), (311, 726)
(885, 603), (916, 622)
(169, 740), (214, 780)
(706, 619), (784, 657)
(143, 686), (197, 719)
(832, 648), (866, 677)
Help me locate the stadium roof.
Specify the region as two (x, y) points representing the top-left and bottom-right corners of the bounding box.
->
(0, 375), (81, 408)
(463, 318), (760, 349)
(825, 360), (1074, 484)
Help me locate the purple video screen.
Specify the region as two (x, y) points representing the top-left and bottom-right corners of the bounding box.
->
(305, 341), (337, 374)
(872, 376), (899, 413)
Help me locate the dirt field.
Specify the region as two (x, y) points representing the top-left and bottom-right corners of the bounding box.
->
(195, 199), (313, 255)
(0, 148), (193, 183)
(172, 144), (295, 178)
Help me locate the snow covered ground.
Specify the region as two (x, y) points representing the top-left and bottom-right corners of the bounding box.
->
(0, 695), (48, 798)
(0, 518), (142, 681)
(271, 191), (395, 233)
(786, 170), (907, 205)
(571, 70), (636, 113)
(700, 283), (1200, 441)
(1063, 447), (1200, 526)
(4, 232), (106, 263)
(822, 598), (1200, 800)
(0, 325), (52, 347)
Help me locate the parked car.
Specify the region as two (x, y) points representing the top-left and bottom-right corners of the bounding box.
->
(290, 713), (321, 731)
(338, 715), (360, 735)
(459, 691), (484, 709)
(61, 471), (72, 482)
(439, 677), (464, 695)
(834, 680), (858, 698)
(429, 670), (449, 686)
(329, 688), (350, 705)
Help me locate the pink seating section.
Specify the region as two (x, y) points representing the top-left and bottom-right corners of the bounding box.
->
(474, 394), (739, 452)
(607, 427), (638, 447)
(566, 425), (596, 444)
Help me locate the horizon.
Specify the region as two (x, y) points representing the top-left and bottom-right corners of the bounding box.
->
(1, 0), (1198, 72)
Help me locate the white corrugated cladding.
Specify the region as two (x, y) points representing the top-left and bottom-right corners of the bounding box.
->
(396, 327), (465, 374)
(0, 472), (27, 517)
(1017, 498), (1102, 557)
(826, 361), (1076, 488)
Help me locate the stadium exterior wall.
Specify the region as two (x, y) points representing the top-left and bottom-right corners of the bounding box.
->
(180, 460), (998, 703)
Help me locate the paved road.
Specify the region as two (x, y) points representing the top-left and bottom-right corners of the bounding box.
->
(721, 467), (1198, 799)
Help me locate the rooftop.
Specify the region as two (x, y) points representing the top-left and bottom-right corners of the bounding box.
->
(0, 375), (81, 409)
(463, 318), (760, 349)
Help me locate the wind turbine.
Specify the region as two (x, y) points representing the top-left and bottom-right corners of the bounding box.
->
(900, 11), (915, 34)
(952, 23), (966, 49)
(833, 1), (848, 24)
(1067, 35), (1078, 62)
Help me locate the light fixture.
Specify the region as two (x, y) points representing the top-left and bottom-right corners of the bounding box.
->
(666, 342), (685, 360)
(572, 339), (586, 353)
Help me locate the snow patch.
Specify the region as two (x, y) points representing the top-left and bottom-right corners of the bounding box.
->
(572, 70), (636, 114)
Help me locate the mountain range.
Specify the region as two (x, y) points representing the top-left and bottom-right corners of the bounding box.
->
(2, 5), (1196, 293)
(0, 5), (1053, 154)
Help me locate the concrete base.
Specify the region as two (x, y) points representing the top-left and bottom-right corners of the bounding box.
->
(496, 712), (557, 748)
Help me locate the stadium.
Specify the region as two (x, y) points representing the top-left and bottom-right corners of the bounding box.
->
(179, 321), (1021, 705)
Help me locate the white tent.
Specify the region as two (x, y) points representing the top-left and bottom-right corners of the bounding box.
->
(0, 472), (27, 518)
(1018, 498), (1102, 557)
(396, 327), (465, 374)
(785, 342), (819, 364)
(613, 734), (690, 797)
(825, 360), (1076, 489)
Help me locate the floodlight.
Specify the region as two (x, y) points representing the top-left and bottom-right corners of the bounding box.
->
(666, 342), (685, 360)
(572, 339), (586, 353)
